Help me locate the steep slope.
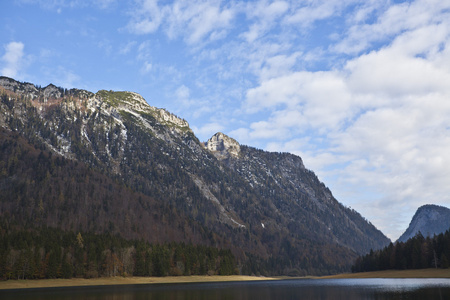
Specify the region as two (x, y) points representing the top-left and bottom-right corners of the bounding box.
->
(0, 127), (205, 244)
(397, 204), (450, 243)
(205, 133), (388, 255)
(0, 77), (389, 275)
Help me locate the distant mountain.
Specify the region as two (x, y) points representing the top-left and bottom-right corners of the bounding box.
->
(0, 76), (390, 275)
(397, 204), (450, 243)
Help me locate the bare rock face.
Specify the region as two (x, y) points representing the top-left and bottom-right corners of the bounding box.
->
(42, 84), (62, 100)
(397, 204), (450, 242)
(156, 108), (189, 128)
(0, 76), (40, 99)
(205, 132), (240, 159)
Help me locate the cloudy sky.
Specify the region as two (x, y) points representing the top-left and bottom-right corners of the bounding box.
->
(2, 0), (450, 240)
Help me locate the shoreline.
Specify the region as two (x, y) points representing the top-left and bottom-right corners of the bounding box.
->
(1, 269), (449, 290)
(320, 268), (450, 279)
(0, 275), (279, 290)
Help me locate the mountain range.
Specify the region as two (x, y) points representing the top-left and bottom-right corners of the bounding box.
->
(0, 76), (389, 275)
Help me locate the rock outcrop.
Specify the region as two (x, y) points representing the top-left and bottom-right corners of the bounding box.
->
(205, 132), (241, 159)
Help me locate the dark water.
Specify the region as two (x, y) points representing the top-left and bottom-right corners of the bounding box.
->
(1, 278), (450, 300)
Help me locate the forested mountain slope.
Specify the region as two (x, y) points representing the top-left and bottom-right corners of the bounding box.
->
(0, 76), (389, 275)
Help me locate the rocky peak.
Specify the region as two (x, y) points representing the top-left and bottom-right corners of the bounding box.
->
(0, 77), (63, 102)
(95, 90), (189, 129)
(156, 108), (189, 128)
(42, 84), (62, 100)
(397, 204), (450, 242)
(0, 76), (39, 99)
(96, 90), (147, 110)
(205, 132), (240, 159)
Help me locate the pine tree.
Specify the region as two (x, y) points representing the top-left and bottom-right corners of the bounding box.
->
(441, 253), (449, 269)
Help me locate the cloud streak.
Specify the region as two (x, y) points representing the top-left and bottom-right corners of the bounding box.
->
(1, 42), (26, 78)
(128, 0), (236, 45)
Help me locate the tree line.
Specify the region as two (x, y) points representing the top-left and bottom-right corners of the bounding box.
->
(0, 226), (237, 280)
(352, 229), (450, 273)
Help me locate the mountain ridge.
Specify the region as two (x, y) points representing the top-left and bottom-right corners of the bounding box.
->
(0, 76), (389, 275)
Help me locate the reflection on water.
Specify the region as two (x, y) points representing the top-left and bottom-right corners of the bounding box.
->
(1, 278), (450, 300)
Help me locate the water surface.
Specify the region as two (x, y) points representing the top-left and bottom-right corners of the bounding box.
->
(1, 278), (449, 300)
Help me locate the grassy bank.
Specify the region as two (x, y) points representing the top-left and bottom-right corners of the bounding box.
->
(2, 269), (449, 290)
(321, 268), (450, 279)
(0, 275), (278, 290)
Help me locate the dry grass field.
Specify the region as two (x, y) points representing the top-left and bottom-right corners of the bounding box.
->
(0, 275), (278, 290)
(321, 268), (450, 279)
(1, 269), (449, 290)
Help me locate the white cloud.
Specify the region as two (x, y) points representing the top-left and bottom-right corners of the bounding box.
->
(128, 0), (165, 34)
(177, 1), (235, 44)
(259, 52), (302, 80)
(136, 41), (153, 74)
(343, 13), (450, 98)
(173, 84), (199, 112)
(94, 0), (117, 10)
(119, 41), (137, 55)
(128, 0), (236, 45)
(41, 65), (80, 88)
(1, 42), (25, 78)
(192, 122), (225, 141)
(285, 0), (349, 28)
(137, 41), (152, 60)
(240, 0), (289, 43)
(140, 62), (152, 74)
(245, 70), (354, 132)
(17, 0), (117, 11)
(228, 127), (250, 144)
(175, 84), (190, 99)
(346, 51), (450, 98)
(334, 0), (450, 55)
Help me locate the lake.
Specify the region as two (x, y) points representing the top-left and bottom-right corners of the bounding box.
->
(1, 278), (450, 300)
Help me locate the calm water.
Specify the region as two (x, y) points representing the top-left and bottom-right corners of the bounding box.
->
(1, 278), (450, 300)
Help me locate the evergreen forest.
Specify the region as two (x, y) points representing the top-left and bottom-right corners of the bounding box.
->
(351, 229), (450, 273)
(0, 226), (237, 280)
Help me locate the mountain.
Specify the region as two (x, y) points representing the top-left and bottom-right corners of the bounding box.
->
(397, 204), (450, 243)
(0, 76), (390, 275)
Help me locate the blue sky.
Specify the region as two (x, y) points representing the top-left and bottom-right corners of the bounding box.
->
(2, 0), (450, 240)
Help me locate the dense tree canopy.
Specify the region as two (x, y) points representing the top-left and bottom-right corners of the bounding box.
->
(0, 226), (237, 280)
(352, 229), (450, 273)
